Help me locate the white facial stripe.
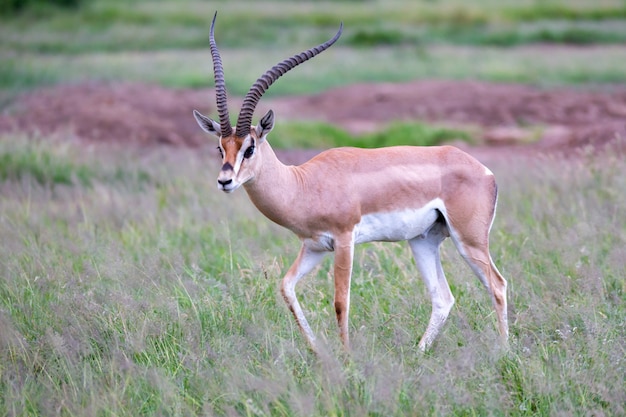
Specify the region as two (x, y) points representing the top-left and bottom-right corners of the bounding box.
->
(233, 136), (255, 175)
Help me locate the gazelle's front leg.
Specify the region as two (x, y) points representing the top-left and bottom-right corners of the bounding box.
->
(281, 243), (327, 352)
(333, 232), (355, 350)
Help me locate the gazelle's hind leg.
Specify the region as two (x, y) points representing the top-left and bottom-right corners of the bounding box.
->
(408, 217), (455, 351)
(447, 215), (509, 347)
(456, 242), (508, 345)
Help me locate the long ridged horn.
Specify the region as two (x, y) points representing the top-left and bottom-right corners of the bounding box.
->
(210, 12), (233, 137)
(235, 23), (343, 138)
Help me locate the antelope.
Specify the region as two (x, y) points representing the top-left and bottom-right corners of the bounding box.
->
(193, 13), (508, 353)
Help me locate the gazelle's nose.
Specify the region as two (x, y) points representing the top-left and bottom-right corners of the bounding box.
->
(218, 178), (232, 186)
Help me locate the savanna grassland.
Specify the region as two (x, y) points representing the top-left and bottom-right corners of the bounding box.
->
(1, 134), (624, 416)
(1, 0), (626, 416)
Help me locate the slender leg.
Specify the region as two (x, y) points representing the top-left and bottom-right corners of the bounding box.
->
(446, 211), (509, 346)
(333, 232), (355, 350)
(455, 242), (509, 346)
(443, 176), (509, 347)
(280, 242), (327, 352)
(409, 222), (455, 351)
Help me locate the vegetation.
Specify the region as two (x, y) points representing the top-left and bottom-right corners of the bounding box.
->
(1, 0), (626, 95)
(0, 142), (93, 186)
(0, 134), (624, 416)
(270, 121), (473, 149)
(1, 2), (625, 414)
(0, 0), (85, 16)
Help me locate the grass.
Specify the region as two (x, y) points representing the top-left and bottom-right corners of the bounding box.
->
(1, 1), (624, 414)
(4, 0), (626, 52)
(4, 43), (626, 98)
(2, 0), (626, 96)
(0, 141), (93, 186)
(0, 133), (624, 416)
(270, 121), (474, 149)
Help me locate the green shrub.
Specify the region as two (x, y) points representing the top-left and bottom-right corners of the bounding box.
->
(346, 29), (411, 47)
(0, 0), (86, 16)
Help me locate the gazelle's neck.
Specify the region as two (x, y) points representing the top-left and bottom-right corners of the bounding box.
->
(243, 141), (302, 232)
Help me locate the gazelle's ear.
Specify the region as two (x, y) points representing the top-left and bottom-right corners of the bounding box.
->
(255, 109), (275, 142)
(193, 110), (222, 138)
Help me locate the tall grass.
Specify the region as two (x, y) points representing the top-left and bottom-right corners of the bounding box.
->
(1, 134), (624, 415)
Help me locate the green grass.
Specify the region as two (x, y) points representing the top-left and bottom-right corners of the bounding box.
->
(0, 140), (94, 186)
(269, 121), (473, 149)
(3, 0), (626, 53)
(1, 2), (625, 414)
(2, 0), (626, 95)
(4, 43), (626, 97)
(1, 133), (624, 415)
(0, 0), (85, 16)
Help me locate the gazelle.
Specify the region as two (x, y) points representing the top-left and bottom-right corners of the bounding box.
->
(193, 13), (508, 353)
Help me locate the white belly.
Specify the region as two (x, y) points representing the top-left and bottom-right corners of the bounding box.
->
(353, 199), (445, 244)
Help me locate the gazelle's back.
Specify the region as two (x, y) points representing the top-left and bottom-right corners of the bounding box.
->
(297, 145), (494, 217)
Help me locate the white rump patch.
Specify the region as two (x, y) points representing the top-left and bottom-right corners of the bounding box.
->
(353, 199), (446, 244)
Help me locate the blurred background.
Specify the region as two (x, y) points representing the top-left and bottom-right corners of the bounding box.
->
(1, 0), (626, 150)
(3, 0), (626, 93)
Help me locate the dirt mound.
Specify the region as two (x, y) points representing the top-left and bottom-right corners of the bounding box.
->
(270, 80), (626, 152)
(1, 80), (625, 155)
(0, 83), (211, 146)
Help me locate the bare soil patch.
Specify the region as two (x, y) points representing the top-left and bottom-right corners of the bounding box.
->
(1, 80), (625, 162)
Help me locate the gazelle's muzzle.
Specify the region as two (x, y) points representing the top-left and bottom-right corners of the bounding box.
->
(217, 167), (237, 193)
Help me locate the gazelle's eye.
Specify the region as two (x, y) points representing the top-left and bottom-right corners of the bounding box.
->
(216, 146), (224, 158)
(243, 145), (255, 159)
